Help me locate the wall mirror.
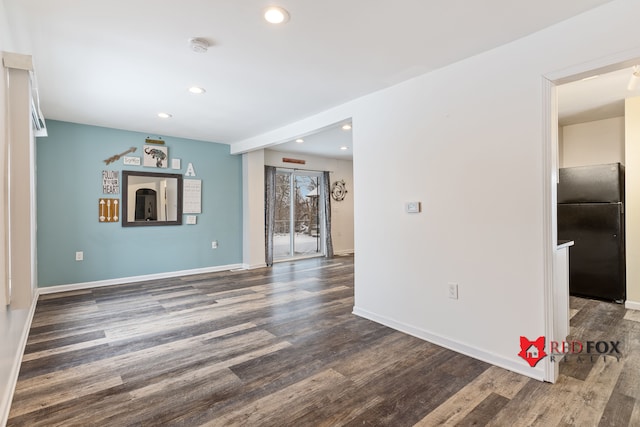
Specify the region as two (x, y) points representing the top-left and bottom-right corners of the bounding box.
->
(122, 170), (183, 226)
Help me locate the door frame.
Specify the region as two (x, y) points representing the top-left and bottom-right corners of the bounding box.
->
(274, 168), (326, 261)
(542, 48), (640, 382)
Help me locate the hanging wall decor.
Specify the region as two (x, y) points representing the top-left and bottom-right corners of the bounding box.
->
(145, 137), (165, 145)
(183, 179), (202, 214)
(103, 147), (136, 165)
(143, 145), (168, 168)
(123, 156), (141, 166)
(102, 170), (120, 194)
(98, 198), (119, 222)
(331, 180), (347, 201)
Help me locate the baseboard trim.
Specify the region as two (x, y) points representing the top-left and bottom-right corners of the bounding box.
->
(334, 249), (354, 256)
(625, 300), (640, 311)
(1, 292), (39, 427)
(352, 306), (544, 381)
(239, 263), (268, 270)
(38, 263), (244, 295)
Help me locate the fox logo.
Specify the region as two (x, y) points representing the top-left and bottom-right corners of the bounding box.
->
(518, 336), (547, 367)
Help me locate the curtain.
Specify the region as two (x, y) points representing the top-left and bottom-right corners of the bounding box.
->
(264, 166), (276, 266)
(322, 171), (334, 258)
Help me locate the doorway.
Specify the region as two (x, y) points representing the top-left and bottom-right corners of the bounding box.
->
(273, 169), (325, 260)
(545, 56), (640, 382)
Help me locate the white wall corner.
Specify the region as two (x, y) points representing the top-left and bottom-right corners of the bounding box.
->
(0, 292), (38, 427)
(625, 300), (640, 311)
(242, 150), (266, 268)
(352, 306), (545, 382)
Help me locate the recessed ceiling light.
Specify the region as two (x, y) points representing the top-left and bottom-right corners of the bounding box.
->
(296, 138), (304, 143)
(264, 6), (290, 24)
(340, 146), (348, 150)
(158, 112), (172, 119)
(188, 86), (206, 94)
(341, 124), (352, 131)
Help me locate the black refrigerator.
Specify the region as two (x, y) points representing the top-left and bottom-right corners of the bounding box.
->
(557, 163), (625, 302)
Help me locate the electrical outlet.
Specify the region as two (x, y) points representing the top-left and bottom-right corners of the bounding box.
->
(448, 283), (458, 299)
(211, 241), (218, 249)
(75, 251), (84, 261)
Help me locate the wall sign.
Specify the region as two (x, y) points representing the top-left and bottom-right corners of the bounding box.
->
(123, 156), (141, 166)
(99, 198), (119, 222)
(183, 179), (202, 214)
(102, 170), (120, 194)
(283, 157), (305, 165)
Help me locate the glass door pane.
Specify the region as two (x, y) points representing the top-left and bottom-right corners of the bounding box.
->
(272, 170), (324, 261)
(274, 172), (292, 258)
(293, 174), (321, 256)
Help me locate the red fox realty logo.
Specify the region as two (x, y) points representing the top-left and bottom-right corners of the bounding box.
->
(518, 336), (547, 367)
(518, 336), (622, 367)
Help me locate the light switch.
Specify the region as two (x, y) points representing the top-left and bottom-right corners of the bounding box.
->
(406, 202), (421, 213)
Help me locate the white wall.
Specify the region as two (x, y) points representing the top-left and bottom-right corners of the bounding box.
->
(234, 0), (640, 380)
(264, 149), (355, 255)
(1, 0), (10, 309)
(330, 160), (354, 255)
(560, 117), (625, 167)
(242, 149), (266, 269)
(1, 4), (40, 420)
(625, 97), (640, 309)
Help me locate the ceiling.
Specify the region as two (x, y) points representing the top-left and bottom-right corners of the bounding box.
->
(558, 66), (640, 126)
(3, 0), (617, 160)
(267, 121), (354, 160)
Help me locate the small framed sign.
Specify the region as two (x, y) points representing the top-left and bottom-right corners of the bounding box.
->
(102, 171), (119, 194)
(123, 156), (141, 166)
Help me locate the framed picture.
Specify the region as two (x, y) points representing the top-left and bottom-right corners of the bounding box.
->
(102, 170), (120, 194)
(143, 145), (168, 168)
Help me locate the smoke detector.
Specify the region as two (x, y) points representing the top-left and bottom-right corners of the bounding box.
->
(188, 38), (209, 53)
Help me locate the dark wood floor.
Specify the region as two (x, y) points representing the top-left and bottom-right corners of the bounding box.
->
(7, 255), (640, 426)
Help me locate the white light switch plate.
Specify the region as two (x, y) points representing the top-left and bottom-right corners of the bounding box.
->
(406, 202), (421, 213)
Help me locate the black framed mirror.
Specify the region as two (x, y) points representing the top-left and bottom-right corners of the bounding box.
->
(121, 170), (183, 226)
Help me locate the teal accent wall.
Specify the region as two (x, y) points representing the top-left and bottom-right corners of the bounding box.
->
(36, 120), (243, 287)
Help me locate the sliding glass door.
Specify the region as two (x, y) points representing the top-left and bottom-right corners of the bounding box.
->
(273, 170), (324, 260)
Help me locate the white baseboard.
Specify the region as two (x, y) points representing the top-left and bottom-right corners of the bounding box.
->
(239, 263), (268, 270)
(38, 263), (243, 295)
(334, 249), (354, 256)
(625, 300), (640, 311)
(352, 306), (544, 382)
(0, 292), (38, 427)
